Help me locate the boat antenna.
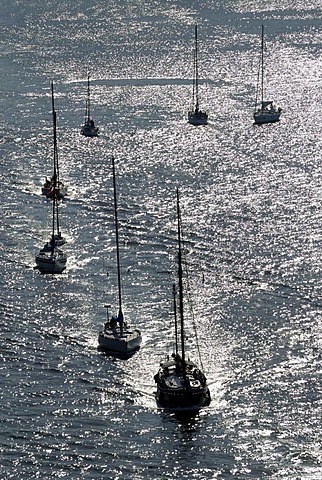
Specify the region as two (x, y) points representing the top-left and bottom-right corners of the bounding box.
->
(176, 188), (185, 368)
(112, 156), (124, 335)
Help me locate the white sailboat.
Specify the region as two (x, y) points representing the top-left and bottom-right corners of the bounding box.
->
(98, 157), (142, 357)
(254, 25), (282, 125)
(36, 84), (67, 274)
(188, 25), (208, 126)
(41, 83), (67, 199)
(154, 189), (211, 411)
(80, 74), (99, 137)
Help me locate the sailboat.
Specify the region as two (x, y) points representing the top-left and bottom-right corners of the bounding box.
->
(98, 157), (142, 357)
(80, 74), (99, 137)
(154, 189), (211, 411)
(188, 25), (208, 126)
(36, 84), (67, 274)
(41, 176), (67, 199)
(254, 25), (282, 125)
(41, 84), (67, 199)
(41, 83), (67, 198)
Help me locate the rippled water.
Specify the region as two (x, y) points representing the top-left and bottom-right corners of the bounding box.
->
(1, 1), (321, 479)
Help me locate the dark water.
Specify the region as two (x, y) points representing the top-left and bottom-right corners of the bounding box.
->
(0, 1), (321, 479)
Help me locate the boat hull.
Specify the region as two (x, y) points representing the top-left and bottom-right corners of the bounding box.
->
(254, 101), (282, 125)
(81, 124), (99, 137)
(35, 249), (67, 274)
(156, 383), (211, 411)
(188, 110), (208, 125)
(254, 111), (281, 124)
(42, 184), (67, 199)
(98, 328), (142, 356)
(154, 357), (211, 411)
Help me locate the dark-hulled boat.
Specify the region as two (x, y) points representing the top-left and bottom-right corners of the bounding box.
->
(154, 190), (211, 411)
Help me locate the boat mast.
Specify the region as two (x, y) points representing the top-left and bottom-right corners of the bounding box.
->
(112, 156), (124, 334)
(54, 108), (62, 239)
(51, 82), (60, 187)
(261, 24), (264, 106)
(51, 82), (62, 239)
(51, 112), (57, 250)
(51, 83), (58, 247)
(87, 74), (90, 122)
(173, 283), (178, 356)
(194, 24), (199, 110)
(176, 189), (185, 367)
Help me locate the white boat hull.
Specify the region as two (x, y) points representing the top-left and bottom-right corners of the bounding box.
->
(98, 328), (142, 356)
(35, 248), (67, 274)
(188, 110), (208, 125)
